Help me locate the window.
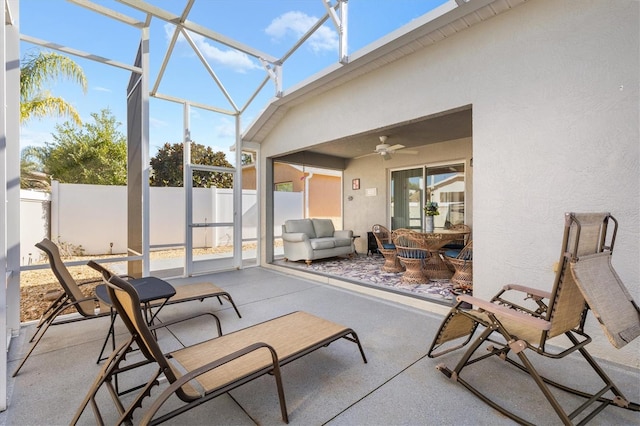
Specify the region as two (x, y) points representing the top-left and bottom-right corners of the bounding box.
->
(275, 182), (293, 192)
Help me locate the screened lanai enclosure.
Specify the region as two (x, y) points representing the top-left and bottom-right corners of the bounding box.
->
(2, 0), (357, 409)
(4, 0), (638, 415)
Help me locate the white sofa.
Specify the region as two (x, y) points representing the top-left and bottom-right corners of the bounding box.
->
(281, 219), (354, 264)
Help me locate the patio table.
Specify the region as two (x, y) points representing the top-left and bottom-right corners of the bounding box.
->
(415, 230), (470, 280)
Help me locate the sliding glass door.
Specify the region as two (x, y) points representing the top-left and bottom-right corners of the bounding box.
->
(425, 163), (465, 229)
(390, 168), (423, 230)
(390, 163), (465, 231)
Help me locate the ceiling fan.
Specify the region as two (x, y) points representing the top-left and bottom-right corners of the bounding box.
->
(355, 136), (418, 160)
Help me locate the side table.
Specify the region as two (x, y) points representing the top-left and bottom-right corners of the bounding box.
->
(352, 235), (361, 255)
(95, 276), (176, 363)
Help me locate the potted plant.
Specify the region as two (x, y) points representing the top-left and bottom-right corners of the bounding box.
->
(423, 201), (439, 232)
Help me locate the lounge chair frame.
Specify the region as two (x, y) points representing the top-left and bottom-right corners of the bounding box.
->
(427, 212), (640, 425)
(12, 238), (112, 377)
(87, 260), (241, 362)
(13, 238), (243, 377)
(87, 261), (241, 319)
(73, 274), (368, 425)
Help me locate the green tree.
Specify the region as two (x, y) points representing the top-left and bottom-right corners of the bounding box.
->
(241, 153), (254, 165)
(150, 142), (233, 188)
(20, 50), (87, 126)
(29, 108), (127, 185)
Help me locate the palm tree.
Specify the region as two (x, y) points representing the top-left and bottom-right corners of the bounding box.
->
(20, 50), (87, 189)
(20, 50), (87, 126)
(20, 147), (50, 190)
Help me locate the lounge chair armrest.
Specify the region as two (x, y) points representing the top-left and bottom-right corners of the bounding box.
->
(503, 284), (552, 300)
(149, 312), (222, 337)
(77, 278), (104, 287)
(282, 232), (308, 242)
(86, 260), (135, 280)
(117, 274), (136, 280)
(71, 296), (99, 305)
(458, 294), (552, 331)
(141, 342), (284, 424)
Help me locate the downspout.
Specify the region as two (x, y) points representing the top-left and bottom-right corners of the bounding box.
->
(304, 172), (314, 218)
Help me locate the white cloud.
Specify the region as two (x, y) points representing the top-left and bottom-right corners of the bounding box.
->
(164, 23), (261, 73)
(93, 86), (112, 93)
(150, 117), (168, 128)
(20, 127), (51, 149)
(189, 109), (202, 121)
(215, 117), (235, 138)
(265, 11), (338, 54)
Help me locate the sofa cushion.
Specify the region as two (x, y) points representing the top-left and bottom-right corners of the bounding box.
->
(285, 219), (316, 239)
(333, 238), (352, 248)
(312, 219), (335, 238)
(310, 238), (336, 250)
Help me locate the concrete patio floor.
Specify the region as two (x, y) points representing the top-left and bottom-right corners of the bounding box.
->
(2, 266), (639, 425)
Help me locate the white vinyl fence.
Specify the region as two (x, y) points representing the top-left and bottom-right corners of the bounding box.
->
(20, 182), (303, 265)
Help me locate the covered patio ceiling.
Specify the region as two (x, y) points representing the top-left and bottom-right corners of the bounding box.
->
(270, 106), (472, 165)
(303, 106), (472, 160)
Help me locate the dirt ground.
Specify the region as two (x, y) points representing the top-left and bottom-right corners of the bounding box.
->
(19, 245), (253, 322)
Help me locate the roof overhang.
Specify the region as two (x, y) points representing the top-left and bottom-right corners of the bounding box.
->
(243, 0), (527, 144)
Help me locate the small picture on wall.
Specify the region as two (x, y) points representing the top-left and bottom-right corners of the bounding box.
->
(352, 178), (360, 190)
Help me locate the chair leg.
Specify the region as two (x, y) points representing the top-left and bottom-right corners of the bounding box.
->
(437, 322), (640, 425)
(32, 293), (68, 335)
(72, 337), (140, 425)
(97, 309), (117, 363)
(221, 292), (242, 318)
(12, 314), (58, 377)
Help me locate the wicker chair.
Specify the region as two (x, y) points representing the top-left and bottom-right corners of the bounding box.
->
(442, 223), (471, 257)
(392, 230), (429, 284)
(445, 240), (472, 292)
(371, 224), (404, 273)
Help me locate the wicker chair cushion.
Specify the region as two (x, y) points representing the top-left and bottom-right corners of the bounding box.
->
(444, 249), (461, 258)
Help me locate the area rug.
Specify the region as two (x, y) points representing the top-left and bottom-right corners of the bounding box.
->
(275, 254), (456, 306)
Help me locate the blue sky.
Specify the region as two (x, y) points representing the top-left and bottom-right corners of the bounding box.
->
(19, 0), (447, 165)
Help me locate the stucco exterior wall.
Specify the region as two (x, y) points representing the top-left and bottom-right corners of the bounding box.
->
(259, 0), (638, 292)
(256, 0), (639, 363)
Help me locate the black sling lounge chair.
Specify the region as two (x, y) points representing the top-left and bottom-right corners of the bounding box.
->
(427, 212), (640, 425)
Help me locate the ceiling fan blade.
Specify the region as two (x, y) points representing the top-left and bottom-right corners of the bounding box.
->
(395, 149), (419, 155)
(354, 152), (378, 159)
(387, 144), (405, 151)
